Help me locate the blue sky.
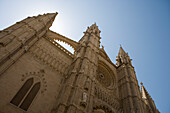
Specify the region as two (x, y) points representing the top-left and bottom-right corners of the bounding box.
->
(0, 0), (170, 112)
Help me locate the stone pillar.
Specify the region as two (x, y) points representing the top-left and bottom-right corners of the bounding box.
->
(55, 24), (101, 113)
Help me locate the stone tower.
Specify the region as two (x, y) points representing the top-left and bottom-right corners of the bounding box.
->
(116, 46), (145, 113)
(0, 12), (160, 113)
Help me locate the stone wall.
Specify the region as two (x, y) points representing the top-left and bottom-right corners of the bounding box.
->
(0, 37), (73, 113)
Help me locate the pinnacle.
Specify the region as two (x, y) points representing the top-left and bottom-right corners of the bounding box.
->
(28, 12), (58, 19)
(23, 12), (58, 24)
(85, 22), (101, 37)
(140, 82), (143, 85)
(118, 45), (126, 56)
(94, 22), (97, 26)
(42, 12), (58, 23)
(140, 83), (149, 98)
(45, 12), (58, 18)
(38, 12), (58, 27)
(90, 22), (98, 28)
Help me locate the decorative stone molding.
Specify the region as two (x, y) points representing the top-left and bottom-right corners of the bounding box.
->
(84, 77), (90, 91)
(94, 85), (121, 111)
(47, 37), (74, 58)
(29, 38), (71, 75)
(80, 92), (88, 108)
(93, 103), (123, 113)
(84, 23), (101, 38)
(21, 69), (47, 94)
(96, 61), (116, 89)
(46, 30), (78, 51)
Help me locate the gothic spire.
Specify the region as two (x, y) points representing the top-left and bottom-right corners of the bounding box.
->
(84, 23), (101, 37)
(116, 46), (132, 66)
(140, 82), (149, 105)
(44, 12), (58, 25)
(140, 82), (159, 112)
(118, 46), (126, 56)
(20, 12), (58, 29)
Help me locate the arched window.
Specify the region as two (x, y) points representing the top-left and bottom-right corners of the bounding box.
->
(10, 78), (33, 106)
(10, 78), (40, 111)
(20, 82), (40, 111)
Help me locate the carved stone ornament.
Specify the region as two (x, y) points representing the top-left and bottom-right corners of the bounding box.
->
(80, 92), (88, 107)
(21, 69), (47, 94)
(96, 62), (115, 89)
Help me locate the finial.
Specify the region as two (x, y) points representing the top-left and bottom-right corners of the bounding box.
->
(102, 45), (104, 49)
(140, 82), (143, 85)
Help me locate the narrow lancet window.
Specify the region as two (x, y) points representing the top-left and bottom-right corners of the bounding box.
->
(20, 82), (40, 111)
(10, 78), (33, 106)
(10, 78), (40, 111)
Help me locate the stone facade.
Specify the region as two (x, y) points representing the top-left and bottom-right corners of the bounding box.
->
(0, 12), (160, 113)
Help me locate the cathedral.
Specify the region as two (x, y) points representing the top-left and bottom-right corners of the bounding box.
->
(0, 12), (160, 113)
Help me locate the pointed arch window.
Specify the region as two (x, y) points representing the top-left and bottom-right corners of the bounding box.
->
(10, 78), (40, 111)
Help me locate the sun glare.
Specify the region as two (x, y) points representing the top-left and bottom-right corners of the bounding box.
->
(50, 14), (67, 37)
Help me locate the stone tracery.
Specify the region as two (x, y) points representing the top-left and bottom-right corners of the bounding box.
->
(96, 61), (115, 89)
